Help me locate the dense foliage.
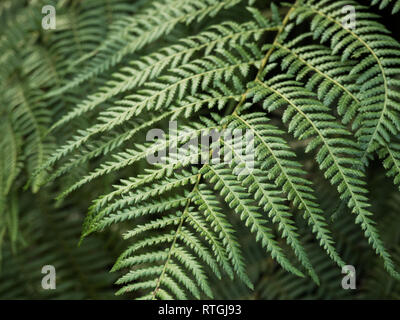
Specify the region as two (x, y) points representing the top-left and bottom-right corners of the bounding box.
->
(1, 0), (400, 299)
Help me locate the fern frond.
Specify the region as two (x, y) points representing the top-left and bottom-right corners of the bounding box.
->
(271, 33), (360, 125)
(193, 185), (245, 282)
(250, 69), (399, 279)
(86, 169), (199, 233)
(56, 121), (214, 199)
(40, 89), (242, 185)
(295, 0), (400, 155)
(52, 0), (246, 95)
(109, 196), (221, 299)
(201, 163), (305, 280)
(49, 19), (276, 131)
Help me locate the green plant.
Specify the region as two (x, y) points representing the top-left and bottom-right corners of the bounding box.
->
(1, 0), (400, 300)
